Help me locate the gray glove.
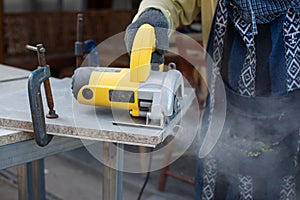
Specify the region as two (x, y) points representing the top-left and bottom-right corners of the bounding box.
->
(124, 8), (169, 69)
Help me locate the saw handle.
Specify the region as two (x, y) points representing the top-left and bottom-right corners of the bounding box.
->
(130, 24), (158, 82)
(124, 8), (169, 72)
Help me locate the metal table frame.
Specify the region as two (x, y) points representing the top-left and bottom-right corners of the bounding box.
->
(0, 65), (195, 200)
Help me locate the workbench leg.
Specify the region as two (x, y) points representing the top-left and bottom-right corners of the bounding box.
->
(103, 142), (124, 200)
(17, 159), (46, 200)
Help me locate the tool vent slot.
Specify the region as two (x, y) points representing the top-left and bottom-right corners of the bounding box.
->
(109, 90), (135, 103)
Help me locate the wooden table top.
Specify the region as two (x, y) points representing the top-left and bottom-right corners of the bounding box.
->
(0, 69), (196, 147)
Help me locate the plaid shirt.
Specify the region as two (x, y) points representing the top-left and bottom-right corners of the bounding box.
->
(231, 0), (298, 24)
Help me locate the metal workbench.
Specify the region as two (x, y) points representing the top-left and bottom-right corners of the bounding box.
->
(0, 64), (84, 200)
(0, 64), (197, 200)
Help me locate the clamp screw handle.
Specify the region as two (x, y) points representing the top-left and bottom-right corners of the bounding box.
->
(26, 44), (47, 66)
(26, 44), (58, 119)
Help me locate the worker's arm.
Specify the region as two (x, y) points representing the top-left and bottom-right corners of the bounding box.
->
(200, 0), (218, 48)
(125, 0), (201, 66)
(133, 0), (201, 36)
(124, 0), (217, 66)
(133, 0), (217, 48)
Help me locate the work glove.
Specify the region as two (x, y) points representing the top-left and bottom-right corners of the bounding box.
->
(124, 8), (169, 70)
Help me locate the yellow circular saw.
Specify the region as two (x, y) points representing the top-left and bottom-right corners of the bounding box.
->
(72, 24), (184, 128)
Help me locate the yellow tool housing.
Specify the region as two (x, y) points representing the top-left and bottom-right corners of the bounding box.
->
(75, 24), (156, 117)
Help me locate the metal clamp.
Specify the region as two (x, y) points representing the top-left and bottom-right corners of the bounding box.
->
(75, 13), (84, 68)
(28, 67), (53, 146)
(74, 13), (99, 68)
(27, 44), (58, 146)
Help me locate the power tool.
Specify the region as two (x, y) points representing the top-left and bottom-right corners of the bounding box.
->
(72, 24), (184, 128)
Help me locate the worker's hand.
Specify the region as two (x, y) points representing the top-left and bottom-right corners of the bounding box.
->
(124, 8), (169, 70)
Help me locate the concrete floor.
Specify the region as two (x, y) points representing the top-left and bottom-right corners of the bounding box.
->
(0, 146), (197, 200)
